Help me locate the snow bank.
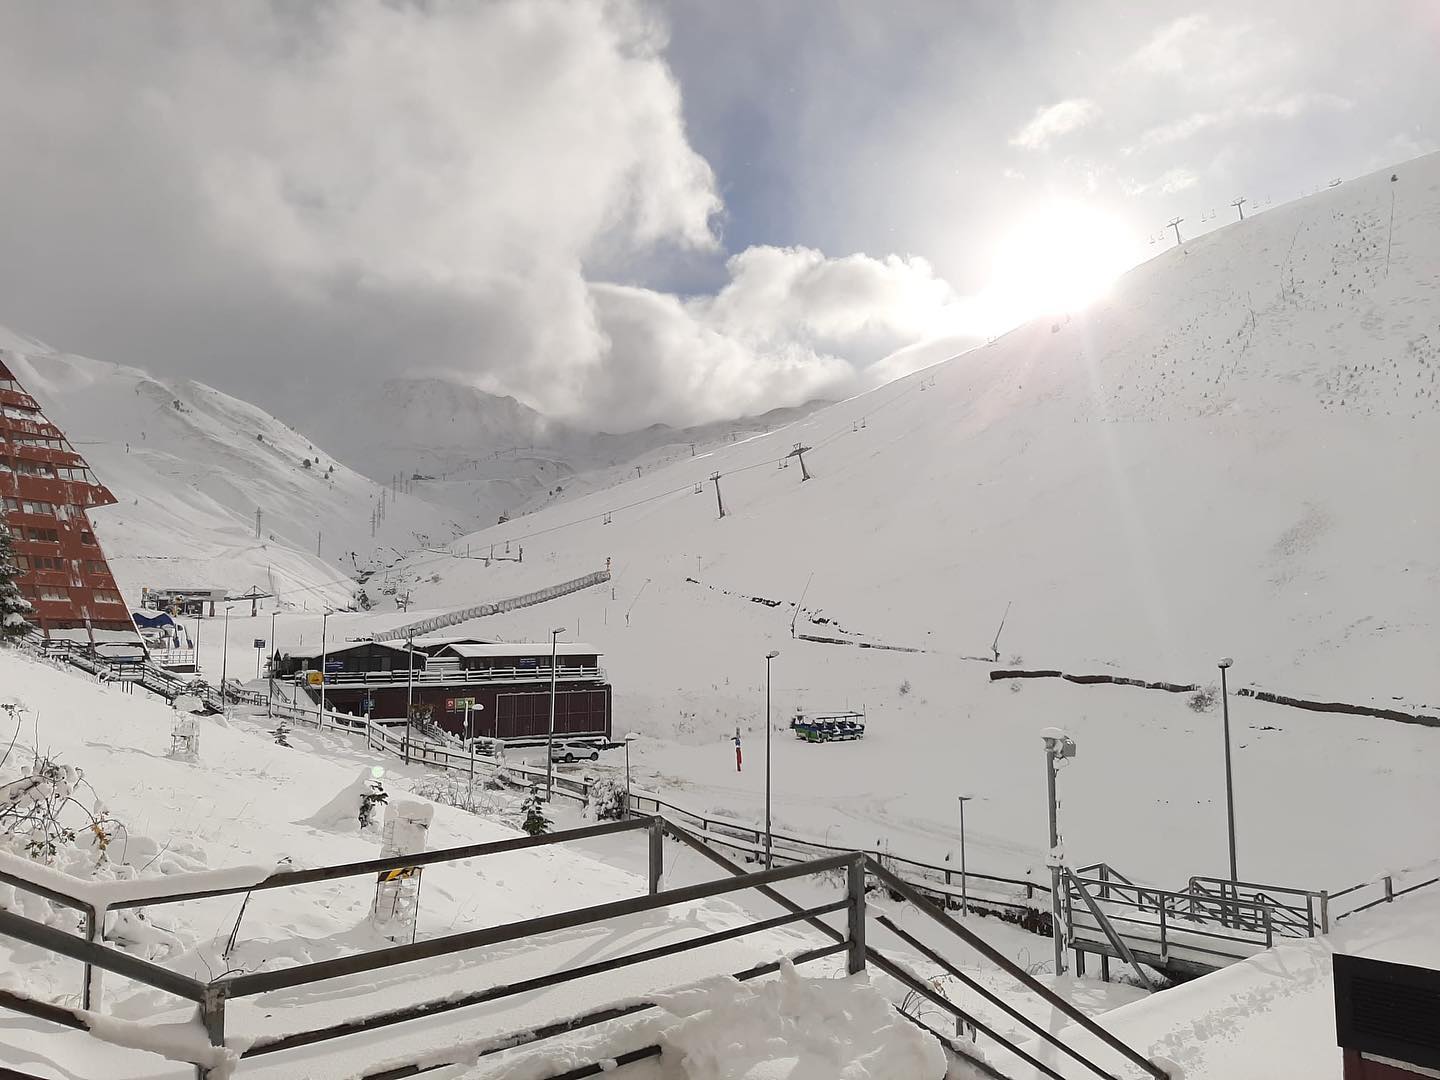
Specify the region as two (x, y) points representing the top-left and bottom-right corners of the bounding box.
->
(466, 962), (946, 1079)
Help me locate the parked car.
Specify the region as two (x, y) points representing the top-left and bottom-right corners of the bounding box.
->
(549, 740), (601, 763)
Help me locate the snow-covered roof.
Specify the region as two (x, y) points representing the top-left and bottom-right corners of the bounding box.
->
(438, 642), (599, 659)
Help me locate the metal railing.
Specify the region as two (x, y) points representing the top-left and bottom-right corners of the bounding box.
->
(663, 826), (1169, 1080)
(1065, 863), (1332, 972)
(0, 817), (865, 1079)
(296, 663), (605, 687)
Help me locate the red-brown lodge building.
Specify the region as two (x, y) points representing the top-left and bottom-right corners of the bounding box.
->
(0, 357), (138, 647)
(277, 639), (612, 741)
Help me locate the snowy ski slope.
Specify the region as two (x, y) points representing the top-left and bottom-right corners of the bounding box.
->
(374, 153), (1440, 889)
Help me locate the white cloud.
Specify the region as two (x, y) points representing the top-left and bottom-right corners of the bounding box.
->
(0, 2), (987, 431)
(562, 246), (984, 428)
(1130, 14), (1211, 74)
(1009, 99), (1101, 150)
(1159, 168), (1199, 193)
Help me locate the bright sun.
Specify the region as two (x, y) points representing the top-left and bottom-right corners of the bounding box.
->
(982, 203), (1140, 330)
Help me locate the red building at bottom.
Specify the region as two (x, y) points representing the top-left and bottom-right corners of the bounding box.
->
(0, 355), (139, 649)
(277, 639), (612, 741)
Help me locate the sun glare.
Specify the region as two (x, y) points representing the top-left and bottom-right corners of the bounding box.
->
(981, 203), (1140, 331)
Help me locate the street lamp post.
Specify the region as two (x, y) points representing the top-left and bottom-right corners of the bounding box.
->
(957, 795), (973, 917)
(1219, 657), (1238, 887)
(546, 627), (565, 802)
(319, 611), (330, 729)
(465, 702), (483, 789)
(764, 650), (779, 870)
(267, 610), (276, 719)
(193, 615), (202, 675)
(219, 606), (231, 715)
(404, 633), (414, 765)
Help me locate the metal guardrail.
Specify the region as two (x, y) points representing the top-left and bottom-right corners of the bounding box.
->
(0, 817), (864, 1080)
(298, 664), (605, 687)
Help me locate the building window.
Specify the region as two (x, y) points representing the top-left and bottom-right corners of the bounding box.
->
(92, 590), (123, 605)
(27, 527), (59, 543)
(12, 555), (29, 571)
(80, 531), (95, 546)
(26, 555), (63, 571)
(22, 500), (55, 515)
(37, 586), (69, 601)
(83, 560), (107, 575)
(1, 496), (18, 511)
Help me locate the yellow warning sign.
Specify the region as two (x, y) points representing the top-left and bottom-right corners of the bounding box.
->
(306, 671), (323, 687)
(378, 867), (418, 883)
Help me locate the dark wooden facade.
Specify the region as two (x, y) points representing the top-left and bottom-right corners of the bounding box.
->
(0, 357), (137, 642)
(281, 639), (611, 740)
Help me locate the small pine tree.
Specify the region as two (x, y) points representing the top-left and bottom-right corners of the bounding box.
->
(359, 776), (388, 829)
(0, 523), (34, 642)
(270, 720), (292, 747)
(520, 788), (551, 836)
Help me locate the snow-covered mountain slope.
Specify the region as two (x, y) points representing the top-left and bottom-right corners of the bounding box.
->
(373, 153), (1440, 885)
(0, 342), (458, 609)
(298, 375), (827, 528)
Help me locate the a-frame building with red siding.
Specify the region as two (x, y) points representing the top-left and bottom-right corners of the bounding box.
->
(0, 356), (139, 647)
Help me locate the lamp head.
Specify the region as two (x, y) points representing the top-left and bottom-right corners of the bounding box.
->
(765, 650), (780, 660)
(1217, 657), (1233, 669)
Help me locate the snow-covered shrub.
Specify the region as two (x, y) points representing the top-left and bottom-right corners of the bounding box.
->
(520, 788), (550, 836)
(586, 777), (626, 821)
(270, 721), (292, 747)
(1188, 687), (1218, 712)
(898, 679), (912, 697)
(0, 752), (122, 865)
(410, 772), (505, 816)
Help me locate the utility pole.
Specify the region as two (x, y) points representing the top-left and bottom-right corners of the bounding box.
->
(1042, 730), (1077, 976)
(1168, 217), (1184, 246)
(711, 472), (726, 519)
(1231, 197), (1246, 222)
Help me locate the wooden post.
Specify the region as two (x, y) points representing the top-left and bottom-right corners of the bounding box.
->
(197, 983), (227, 1080)
(82, 907), (100, 1011)
(647, 817), (664, 896)
(847, 854), (867, 975)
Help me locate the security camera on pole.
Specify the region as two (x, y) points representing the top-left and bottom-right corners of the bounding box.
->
(1041, 728), (1077, 977)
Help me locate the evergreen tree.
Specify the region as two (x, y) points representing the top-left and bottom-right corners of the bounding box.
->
(0, 523), (34, 643)
(520, 788), (551, 836)
(270, 720), (292, 747)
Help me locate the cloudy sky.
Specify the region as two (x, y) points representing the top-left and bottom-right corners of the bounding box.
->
(0, 1), (1435, 431)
